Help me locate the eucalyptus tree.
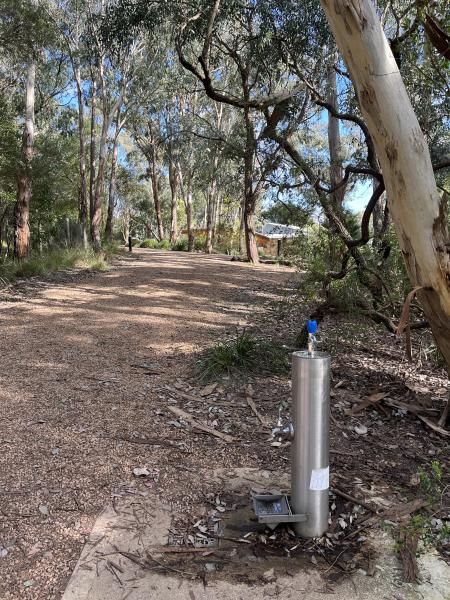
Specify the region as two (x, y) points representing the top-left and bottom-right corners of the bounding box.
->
(0, 0), (59, 258)
(176, 0), (306, 262)
(129, 69), (166, 241)
(177, 90), (199, 251)
(319, 0), (450, 366)
(105, 106), (127, 240)
(51, 0), (91, 246)
(86, 4), (144, 251)
(0, 94), (20, 255)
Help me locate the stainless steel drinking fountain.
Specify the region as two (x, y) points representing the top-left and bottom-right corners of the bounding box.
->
(252, 320), (331, 538)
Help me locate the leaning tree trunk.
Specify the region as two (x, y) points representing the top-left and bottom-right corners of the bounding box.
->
(14, 61), (36, 259)
(320, 0), (450, 368)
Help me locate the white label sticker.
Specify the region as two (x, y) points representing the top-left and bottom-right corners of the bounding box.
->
(310, 466), (329, 491)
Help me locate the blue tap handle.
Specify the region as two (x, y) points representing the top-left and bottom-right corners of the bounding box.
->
(307, 320), (317, 334)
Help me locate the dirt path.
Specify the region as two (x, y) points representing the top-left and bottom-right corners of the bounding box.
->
(0, 250), (293, 600)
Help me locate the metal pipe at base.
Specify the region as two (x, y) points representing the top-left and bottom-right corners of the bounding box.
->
(291, 350), (330, 538)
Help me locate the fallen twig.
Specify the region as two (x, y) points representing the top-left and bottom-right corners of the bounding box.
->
(118, 550), (146, 569)
(330, 449), (360, 457)
(343, 498), (428, 540)
(438, 399), (449, 428)
(117, 436), (178, 449)
(211, 534), (252, 544)
(106, 560), (123, 586)
(384, 399), (439, 416)
(323, 548), (348, 573)
(165, 386), (206, 404)
(417, 414), (450, 438)
(167, 406), (235, 443)
(331, 486), (377, 513)
(146, 552), (197, 578)
(146, 546), (215, 555)
(348, 392), (389, 415)
(245, 384), (269, 427)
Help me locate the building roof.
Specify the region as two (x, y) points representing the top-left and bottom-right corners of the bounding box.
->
(257, 222), (301, 239)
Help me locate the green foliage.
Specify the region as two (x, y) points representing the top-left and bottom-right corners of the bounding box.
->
(0, 248), (108, 283)
(261, 200), (312, 228)
(0, 0), (58, 60)
(102, 241), (123, 256)
(290, 220), (413, 319)
(419, 460), (444, 504)
(157, 239), (171, 250)
(394, 461), (448, 556)
(396, 514), (449, 555)
(171, 236), (189, 251)
(140, 238), (159, 248)
(194, 234), (207, 251)
(197, 332), (290, 380)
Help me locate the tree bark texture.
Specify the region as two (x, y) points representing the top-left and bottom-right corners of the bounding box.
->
(320, 0), (450, 368)
(185, 178), (194, 251)
(326, 61), (344, 206)
(148, 123), (164, 241)
(105, 129), (119, 241)
(243, 106), (259, 263)
(92, 59), (126, 251)
(169, 158), (179, 244)
(75, 64), (88, 248)
(14, 61), (36, 259)
(205, 167), (218, 254)
(89, 77), (97, 225)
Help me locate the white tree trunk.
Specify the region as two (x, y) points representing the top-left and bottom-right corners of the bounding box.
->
(326, 60), (344, 206)
(320, 0), (450, 368)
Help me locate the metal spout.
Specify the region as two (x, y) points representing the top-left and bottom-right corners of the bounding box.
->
(271, 408), (294, 442)
(271, 422), (294, 441)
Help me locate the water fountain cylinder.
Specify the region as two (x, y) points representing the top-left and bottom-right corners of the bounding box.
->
(290, 350), (330, 537)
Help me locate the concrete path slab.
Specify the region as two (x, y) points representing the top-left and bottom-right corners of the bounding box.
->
(62, 469), (450, 600)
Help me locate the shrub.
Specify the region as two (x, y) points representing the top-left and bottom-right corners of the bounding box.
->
(157, 239), (171, 250)
(140, 239), (159, 249)
(194, 234), (207, 251)
(171, 237), (188, 251)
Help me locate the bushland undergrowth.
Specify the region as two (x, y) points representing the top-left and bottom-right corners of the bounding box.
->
(0, 246), (117, 284)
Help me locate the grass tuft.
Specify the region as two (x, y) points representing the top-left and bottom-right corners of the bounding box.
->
(0, 248), (109, 284)
(197, 332), (290, 380)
